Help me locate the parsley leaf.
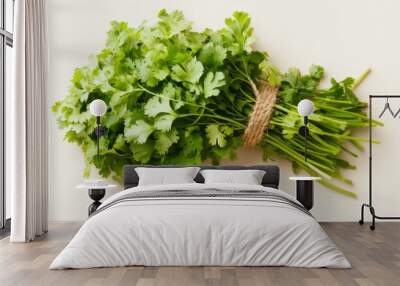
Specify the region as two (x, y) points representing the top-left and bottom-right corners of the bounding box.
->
(171, 58), (204, 84)
(144, 97), (173, 117)
(206, 124), (233, 147)
(124, 120), (154, 144)
(154, 114), (176, 132)
(199, 43), (227, 68)
(155, 129), (179, 155)
(203, 72), (225, 98)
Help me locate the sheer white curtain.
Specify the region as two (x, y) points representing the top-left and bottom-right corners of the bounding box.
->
(10, 0), (48, 242)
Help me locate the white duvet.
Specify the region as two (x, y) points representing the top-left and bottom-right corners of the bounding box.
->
(50, 183), (350, 269)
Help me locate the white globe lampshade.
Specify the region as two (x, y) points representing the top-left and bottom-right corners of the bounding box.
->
(297, 99), (314, 117)
(89, 99), (107, 117)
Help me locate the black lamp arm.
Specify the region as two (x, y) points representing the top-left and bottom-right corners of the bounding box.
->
(304, 118), (308, 162)
(95, 116), (106, 164)
(95, 116), (106, 137)
(298, 116), (309, 162)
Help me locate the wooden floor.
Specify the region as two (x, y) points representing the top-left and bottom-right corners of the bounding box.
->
(0, 222), (399, 286)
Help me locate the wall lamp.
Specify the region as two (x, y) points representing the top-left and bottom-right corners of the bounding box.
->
(89, 99), (107, 163)
(297, 99), (314, 162)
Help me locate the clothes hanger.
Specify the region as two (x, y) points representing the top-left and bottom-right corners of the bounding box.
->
(394, 106), (400, 118)
(378, 97), (395, 118)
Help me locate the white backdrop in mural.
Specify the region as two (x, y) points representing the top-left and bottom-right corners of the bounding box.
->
(48, 0), (400, 221)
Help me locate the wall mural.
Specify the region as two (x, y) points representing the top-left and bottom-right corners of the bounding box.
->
(52, 10), (380, 197)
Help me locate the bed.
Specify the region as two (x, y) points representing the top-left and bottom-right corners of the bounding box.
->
(50, 165), (350, 269)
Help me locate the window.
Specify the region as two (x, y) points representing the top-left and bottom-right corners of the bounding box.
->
(0, 0), (14, 235)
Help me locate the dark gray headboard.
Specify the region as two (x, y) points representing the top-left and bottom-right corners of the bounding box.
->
(123, 165), (280, 189)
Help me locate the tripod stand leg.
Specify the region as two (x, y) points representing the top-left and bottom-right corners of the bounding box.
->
(369, 206), (376, 231)
(359, 204), (365, 225)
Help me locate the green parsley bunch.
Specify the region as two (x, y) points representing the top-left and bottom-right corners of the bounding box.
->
(53, 10), (380, 196)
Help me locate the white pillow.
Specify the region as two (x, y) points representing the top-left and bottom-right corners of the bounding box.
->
(135, 167), (200, 186)
(200, 169), (266, 185)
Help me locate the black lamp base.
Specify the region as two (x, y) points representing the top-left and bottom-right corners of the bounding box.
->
(88, 188), (105, 216)
(296, 180), (314, 210)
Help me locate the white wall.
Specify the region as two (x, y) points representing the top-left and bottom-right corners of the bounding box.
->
(48, 0), (400, 222)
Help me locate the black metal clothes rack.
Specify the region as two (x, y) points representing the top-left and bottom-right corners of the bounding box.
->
(359, 95), (400, 230)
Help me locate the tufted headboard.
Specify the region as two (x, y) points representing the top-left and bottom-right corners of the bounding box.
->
(123, 165), (280, 190)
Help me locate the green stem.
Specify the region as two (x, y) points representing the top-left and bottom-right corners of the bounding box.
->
(227, 57), (252, 82)
(352, 68), (371, 90)
(314, 98), (353, 104)
(311, 130), (374, 143)
(292, 160), (357, 197)
(239, 88), (256, 102)
(266, 134), (335, 174)
(317, 104), (370, 119)
(135, 86), (212, 112)
(177, 113), (246, 128)
(319, 179), (357, 197)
